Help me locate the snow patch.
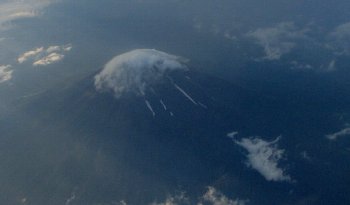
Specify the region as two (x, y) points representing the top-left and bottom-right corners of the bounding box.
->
(145, 100), (156, 117)
(173, 83), (197, 105)
(160, 99), (167, 110)
(95, 49), (188, 97)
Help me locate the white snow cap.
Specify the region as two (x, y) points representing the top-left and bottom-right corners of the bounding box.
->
(94, 49), (188, 97)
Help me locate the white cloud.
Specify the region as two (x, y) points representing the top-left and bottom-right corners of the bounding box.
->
(20, 197), (27, 204)
(290, 61), (313, 70)
(247, 22), (308, 60)
(119, 200), (127, 205)
(33, 52), (64, 66)
(331, 22), (350, 38)
(0, 65), (13, 83)
(17, 44), (72, 66)
(18, 47), (44, 63)
(94, 49), (188, 97)
(46, 45), (72, 53)
(150, 192), (189, 205)
(198, 187), (248, 205)
(0, 0), (52, 30)
(226, 131), (238, 139)
(326, 59), (336, 71)
(150, 187), (247, 205)
(234, 136), (292, 182)
(329, 22), (350, 55)
(65, 191), (76, 205)
(326, 127), (350, 140)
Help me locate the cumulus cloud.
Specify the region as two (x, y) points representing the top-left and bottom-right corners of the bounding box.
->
(326, 126), (350, 140)
(0, 65), (13, 83)
(17, 47), (44, 63)
(94, 49), (188, 97)
(247, 22), (308, 60)
(198, 187), (248, 205)
(234, 136), (292, 182)
(17, 44), (72, 66)
(0, 0), (52, 30)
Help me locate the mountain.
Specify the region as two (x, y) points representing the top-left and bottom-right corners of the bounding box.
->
(1, 50), (349, 205)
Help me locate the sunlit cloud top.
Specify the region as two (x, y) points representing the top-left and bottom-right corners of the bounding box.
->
(18, 44), (72, 66)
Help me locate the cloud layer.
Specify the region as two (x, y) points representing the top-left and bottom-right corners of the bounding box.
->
(94, 49), (188, 97)
(235, 136), (292, 182)
(18, 44), (72, 66)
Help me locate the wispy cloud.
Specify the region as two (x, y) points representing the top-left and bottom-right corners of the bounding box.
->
(0, 0), (52, 30)
(94, 49), (188, 97)
(17, 44), (72, 66)
(328, 22), (350, 55)
(198, 186), (248, 205)
(326, 126), (350, 140)
(150, 187), (247, 205)
(150, 192), (189, 205)
(0, 65), (13, 83)
(64, 191), (76, 205)
(290, 61), (313, 70)
(247, 22), (308, 60)
(234, 136), (292, 182)
(227, 131), (239, 139)
(301, 151), (312, 161)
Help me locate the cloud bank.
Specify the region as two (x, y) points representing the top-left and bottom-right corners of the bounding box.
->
(247, 22), (308, 60)
(0, 65), (13, 83)
(17, 44), (72, 66)
(234, 136), (292, 182)
(94, 49), (188, 97)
